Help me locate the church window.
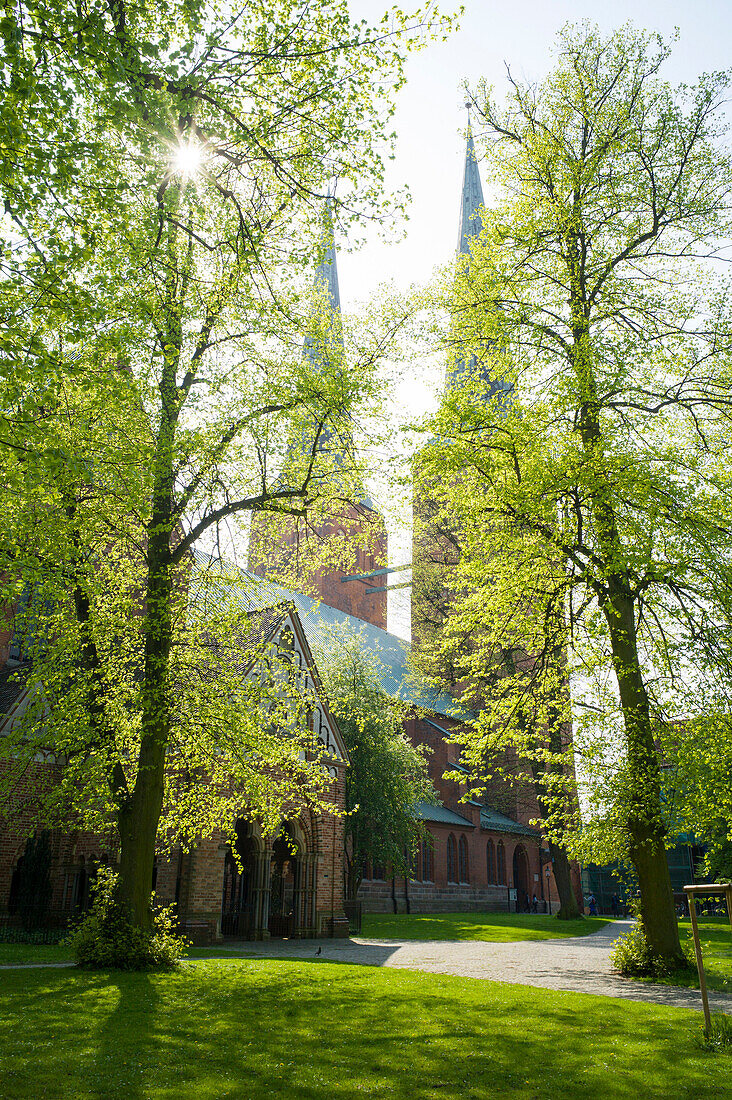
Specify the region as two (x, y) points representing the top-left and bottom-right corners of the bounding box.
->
(497, 841), (506, 885)
(447, 834), (457, 883)
(409, 846), (420, 881)
(422, 840), (433, 882)
(372, 861), (386, 881)
(458, 835), (469, 883)
(486, 840), (496, 884)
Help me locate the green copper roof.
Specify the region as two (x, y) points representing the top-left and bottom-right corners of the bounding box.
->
(480, 807), (540, 838)
(457, 130), (485, 256)
(194, 553), (458, 717)
(415, 801), (475, 828)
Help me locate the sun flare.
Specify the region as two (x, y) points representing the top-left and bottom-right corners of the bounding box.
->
(173, 140), (204, 177)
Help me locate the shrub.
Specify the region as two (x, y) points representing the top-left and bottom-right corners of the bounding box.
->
(66, 868), (188, 970)
(694, 1013), (732, 1054)
(610, 919), (694, 980)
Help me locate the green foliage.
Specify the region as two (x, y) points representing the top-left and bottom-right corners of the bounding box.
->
(0, 0), (457, 928)
(706, 836), (732, 884)
(66, 869), (187, 970)
(318, 629), (437, 896)
(611, 916), (693, 979)
(413, 22), (732, 961)
(694, 1013), (732, 1054)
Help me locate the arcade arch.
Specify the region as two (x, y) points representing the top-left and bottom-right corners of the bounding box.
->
(220, 816), (317, 940)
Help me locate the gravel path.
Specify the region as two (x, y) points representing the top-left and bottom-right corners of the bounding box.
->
(205, 919), (732, 1014)
(2, 921), (730, 1015)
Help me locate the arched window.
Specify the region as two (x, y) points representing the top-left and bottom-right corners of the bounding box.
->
(409, 846), (421, 881)
(447, 834), (457, 883)
(422, 840), (433, 882)
(486, 840), (495, 884)
(372, 861), (386, 881)
(458, 835), (469, 883)
(497, 841), (506, 885)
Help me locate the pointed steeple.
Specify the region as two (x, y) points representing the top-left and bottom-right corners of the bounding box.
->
(303, 198), (343, 371)
(314, 197), (341, 311)
(447, 110), (511, 404)
(457, 118), (485, 256)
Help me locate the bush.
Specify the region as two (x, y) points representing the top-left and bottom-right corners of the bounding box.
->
(610, 919), (694, 979)
(694, 1013), (732, 1054)
(66, 868), (188, 970)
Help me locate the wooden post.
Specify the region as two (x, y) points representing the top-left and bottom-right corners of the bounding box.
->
(683, 882), (732, 1037)
(686, 891), (711, 1036)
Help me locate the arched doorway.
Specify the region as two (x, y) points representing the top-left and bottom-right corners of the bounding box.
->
(221, 819), (257, 938)
(268, 823), (301, 938)
(221, 818), (314, 940)
(512, 845), (531, 912)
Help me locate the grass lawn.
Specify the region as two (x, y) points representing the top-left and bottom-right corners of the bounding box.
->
(663, 918), (732, 995)
(360, 910), (611, 942)
(0, 941), (74, 965)
(0, 958), (728, 1099)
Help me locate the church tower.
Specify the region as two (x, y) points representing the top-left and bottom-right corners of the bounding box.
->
(248, 208), (388, 629)
(410, 124), (494, 649)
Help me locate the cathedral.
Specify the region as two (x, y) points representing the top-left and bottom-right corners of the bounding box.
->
(244, 130), (568, 919)
(0, 131), (575, 947)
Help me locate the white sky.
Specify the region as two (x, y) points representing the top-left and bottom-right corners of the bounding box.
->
(337, 0), (732, 638)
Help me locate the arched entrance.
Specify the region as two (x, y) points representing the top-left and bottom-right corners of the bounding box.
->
(512, 844), (531, 913)
(268, 824), (300, 938)
(221, 818), (315, 940)
(221, 819), (257, 938)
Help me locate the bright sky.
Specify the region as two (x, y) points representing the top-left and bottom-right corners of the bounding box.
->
(342, 0), (732, 311)
(337, 0), (732, 638)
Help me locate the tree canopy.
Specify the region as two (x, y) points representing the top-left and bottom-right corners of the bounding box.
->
(0, 0), (457, 932)
(414, 23), (732, 962)
(318, 630), (437, 899)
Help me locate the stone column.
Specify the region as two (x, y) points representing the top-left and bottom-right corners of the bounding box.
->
(251, 847), (272, 940)
(295, 854), (315, 938)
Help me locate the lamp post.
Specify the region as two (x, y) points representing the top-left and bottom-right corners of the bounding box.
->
(545, 866), (552, 916)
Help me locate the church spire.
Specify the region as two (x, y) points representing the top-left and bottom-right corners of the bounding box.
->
(312, 197), (341, 313)
(300, 199), (352, 462)
(457, 108), (485, 256)
(447, 109), (510, 403)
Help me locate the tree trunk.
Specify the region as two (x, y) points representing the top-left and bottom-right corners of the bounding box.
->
(570, 314), (683, 964)
(605, 585), (684, 962)
(115, 545), (172, 930)
(114, 298), (180, 930)
(550, 840), (580, 919)
(117, 797), (158, 932)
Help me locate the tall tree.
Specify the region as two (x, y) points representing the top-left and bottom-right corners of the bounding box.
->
(318, 631), (437, 900)
(0, 0), (457, 932)
(417, 24), (732, 963)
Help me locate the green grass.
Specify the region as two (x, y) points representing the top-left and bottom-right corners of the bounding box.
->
(666, 918), (732, 995)
(0, 959), (728, 1099)
(360, 910), (611, 942)
(0, 941), (74, 965)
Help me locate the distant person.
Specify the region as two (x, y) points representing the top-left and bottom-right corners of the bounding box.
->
(532, 894), (538, 913)
(588, 894), (598, 917)
(611, 893), (619, 918)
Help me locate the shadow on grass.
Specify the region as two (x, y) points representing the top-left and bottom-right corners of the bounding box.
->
(0, 959), (728, 1099)
(92, 971), (160, 1099)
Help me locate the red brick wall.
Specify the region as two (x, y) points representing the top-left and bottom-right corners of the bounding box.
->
(249, 504), (388, 629)
(359, 822), (544, 914)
